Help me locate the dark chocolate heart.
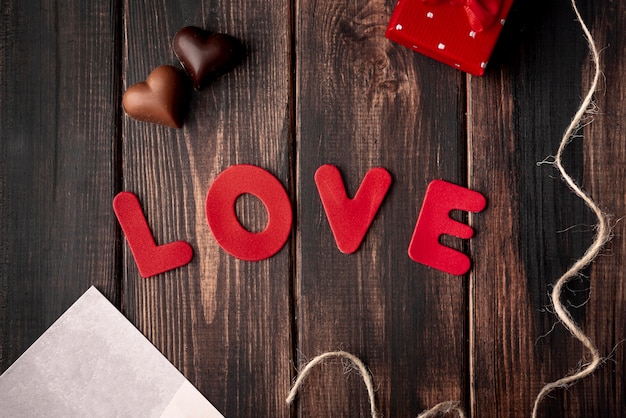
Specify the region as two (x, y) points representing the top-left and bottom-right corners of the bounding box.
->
(122, 65), (189, 128)
(173, 26), (244, 89)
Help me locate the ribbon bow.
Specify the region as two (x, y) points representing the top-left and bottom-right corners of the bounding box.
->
(423, 0), (502, 32)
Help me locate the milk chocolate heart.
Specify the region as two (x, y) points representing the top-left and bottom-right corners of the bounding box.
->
(173, 26), (244, 89)
(122, 65), (189, 128)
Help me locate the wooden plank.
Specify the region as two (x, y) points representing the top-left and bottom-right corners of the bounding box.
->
(121, 1), (292, 416)
(0, 1), (120, 371)
(295, 1), (468, 416)
(562, 1), (626, 415)
(469, 0), (626, 416)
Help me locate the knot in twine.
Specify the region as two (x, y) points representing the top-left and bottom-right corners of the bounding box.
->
(421, 0), (502, 32)
(286, 350), (465, 418)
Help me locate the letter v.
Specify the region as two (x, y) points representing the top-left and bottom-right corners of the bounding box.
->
(315, 164), (392, 254)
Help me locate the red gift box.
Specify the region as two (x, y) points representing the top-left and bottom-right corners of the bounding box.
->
(386, 0), (514, 76)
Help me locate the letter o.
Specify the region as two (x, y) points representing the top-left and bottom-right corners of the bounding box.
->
(206, 164), (292, 261)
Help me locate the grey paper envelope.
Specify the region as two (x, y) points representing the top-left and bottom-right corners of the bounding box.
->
(0, 286), (224, 418)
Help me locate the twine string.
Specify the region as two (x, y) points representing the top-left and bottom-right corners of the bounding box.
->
(286, 350), (465, 417)
(286, 351), (379, 418)
(416, 401), (466, 418)
(531, 0), (608, 416)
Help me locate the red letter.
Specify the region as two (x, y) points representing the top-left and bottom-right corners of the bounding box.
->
(206, 164), (292, 261)
(408, 180), (486, 275)
(315, 165), (392, 253)
(113, 192), (193, 278)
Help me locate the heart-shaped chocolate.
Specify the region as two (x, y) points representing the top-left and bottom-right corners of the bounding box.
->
(122, 65), (189, 128)
(173, 26), (244, 89)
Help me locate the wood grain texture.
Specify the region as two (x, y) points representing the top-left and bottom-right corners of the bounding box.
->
(1, 0), (626, 417)
(558, 1), (626, 415)
(581, 2), (626, 415)
(469, 0), (626, 416)
(295, 0), (467, 416)
(0, 0), (120, 372)
(121, 1), (292, 416)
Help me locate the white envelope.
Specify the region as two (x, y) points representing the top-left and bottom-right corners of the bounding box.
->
(0, 286), (224, 418)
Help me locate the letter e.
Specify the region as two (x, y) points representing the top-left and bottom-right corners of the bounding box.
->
(408, 180), (486, 275)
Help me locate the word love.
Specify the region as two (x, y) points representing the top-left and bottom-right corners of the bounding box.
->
(113, 164), (486, 278)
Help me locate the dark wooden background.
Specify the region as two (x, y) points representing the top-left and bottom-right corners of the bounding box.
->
(1, 0), (625, 416)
